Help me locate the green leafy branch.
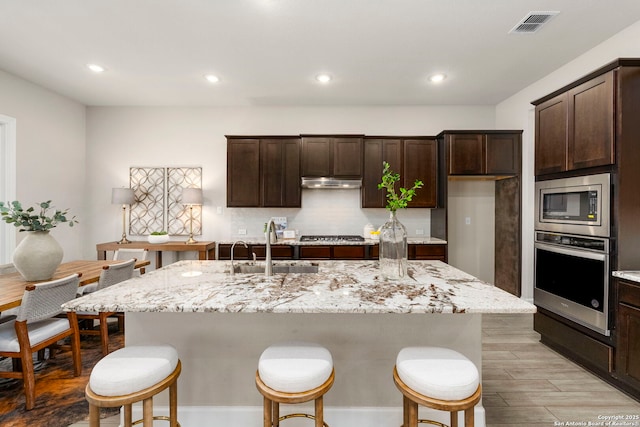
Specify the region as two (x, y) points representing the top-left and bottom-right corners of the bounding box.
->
(0, 200), (78, 232)
(377, 161), (423, 212)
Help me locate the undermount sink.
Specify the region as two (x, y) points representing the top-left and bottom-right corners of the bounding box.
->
(232, 263), (319, 275)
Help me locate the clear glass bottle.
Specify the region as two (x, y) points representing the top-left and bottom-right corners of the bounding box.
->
(379, 211), (408, 280)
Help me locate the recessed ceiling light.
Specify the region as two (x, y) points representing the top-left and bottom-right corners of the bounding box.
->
(429, 73), (446, 84)
(86, 63), (106, 73)
(316, 74), (332, 83)
(204, 74), (220, 83)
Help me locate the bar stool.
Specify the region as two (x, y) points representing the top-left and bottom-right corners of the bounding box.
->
(85, 344), (181, 427)
(393, 347), (481, 427)
(256, 341), (334, 427)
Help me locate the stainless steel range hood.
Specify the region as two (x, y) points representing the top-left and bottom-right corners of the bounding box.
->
(301, 177), (362, 189)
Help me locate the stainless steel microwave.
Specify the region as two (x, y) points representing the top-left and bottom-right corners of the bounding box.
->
(535, 173), (610, 237)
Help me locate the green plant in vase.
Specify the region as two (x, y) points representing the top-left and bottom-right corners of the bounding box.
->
(377, 162), (423, 280)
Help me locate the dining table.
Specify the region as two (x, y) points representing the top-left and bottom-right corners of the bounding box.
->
(0, 259), (150, 312)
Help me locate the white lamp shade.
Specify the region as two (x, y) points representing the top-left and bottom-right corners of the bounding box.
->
(112, 188), (135, 205)
(182, 188), (203, 205)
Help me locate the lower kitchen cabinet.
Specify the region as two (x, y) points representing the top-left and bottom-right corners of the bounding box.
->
(218, 244), (294, 260)
(616, 279), (640, 392)
(370, 244), (447, 262)
(299, 245), (365, 260)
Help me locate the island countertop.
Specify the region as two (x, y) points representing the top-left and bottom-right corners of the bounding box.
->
(63, 260), (535, 315)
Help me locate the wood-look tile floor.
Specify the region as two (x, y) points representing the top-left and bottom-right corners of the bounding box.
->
(68, 313), (640, 427)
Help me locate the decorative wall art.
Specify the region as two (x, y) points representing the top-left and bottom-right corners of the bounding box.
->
(129, 167), (202, 236)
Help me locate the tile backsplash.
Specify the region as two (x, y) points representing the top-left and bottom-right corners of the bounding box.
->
(226, 189), (431, 240)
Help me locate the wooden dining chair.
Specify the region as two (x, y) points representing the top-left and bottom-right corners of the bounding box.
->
(76, 259), (135, 355)
(0, 274), (82, 410)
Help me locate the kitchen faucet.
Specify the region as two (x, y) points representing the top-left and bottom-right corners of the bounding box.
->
(265, 219), (277, 276)
(230, 240), (254, 275)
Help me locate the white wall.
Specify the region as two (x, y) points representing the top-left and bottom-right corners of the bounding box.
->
(85, 106), (495, 258)
(0, 69), (86, 262)
(496, 19), (640, 302)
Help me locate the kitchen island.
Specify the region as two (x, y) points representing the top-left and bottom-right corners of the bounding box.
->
(64, 260), (535, 427)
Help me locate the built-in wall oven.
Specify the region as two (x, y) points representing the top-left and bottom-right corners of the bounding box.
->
(534, 173), (612, 336)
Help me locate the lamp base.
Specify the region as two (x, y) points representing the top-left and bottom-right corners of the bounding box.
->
(117, 234), (131, 244)
(185, 236), (198, 244)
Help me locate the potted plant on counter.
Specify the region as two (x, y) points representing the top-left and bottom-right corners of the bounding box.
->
(377, 162), (423, 280)
(148, 230), (170, 244)
(0, 200), (78, 281)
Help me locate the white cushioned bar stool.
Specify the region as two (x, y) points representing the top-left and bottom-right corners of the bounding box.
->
(85, 344), (181, 427)
(256, 341), (335, 427)
(393, 347), (481, 427)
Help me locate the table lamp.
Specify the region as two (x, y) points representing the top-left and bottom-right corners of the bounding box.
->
(112, 188), (135, 244)
(182, 187), (203, 244)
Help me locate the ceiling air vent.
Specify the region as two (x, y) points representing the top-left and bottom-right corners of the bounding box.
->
(509, 11), (559, 34)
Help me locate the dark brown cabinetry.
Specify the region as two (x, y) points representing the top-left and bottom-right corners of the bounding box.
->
(299, 245), (366, 260)
(362, 137), (437, 208)
(447, 133), (521, 175)
(616, 279), (640, 393)
(369, 244), (447, 262)
(218, 244), (294, 260)
(534, 70), (615, 175)
(227, 139), (261, 207)
(227, 137), (301, 207)
(301, 136), (363, 177)
(261, 138), (301, 207)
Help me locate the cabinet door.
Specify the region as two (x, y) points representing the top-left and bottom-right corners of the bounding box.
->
(617, 280), (640, 391)
(568, 71), (615, 171)
(301, 137), (332, 176)
(227, 139), (260, 207)
(404, 139), (437, 208)
(362, 139), (402, 208)
(261, 139), (301, 207)
(486, 133), (521, 174)
(333, 137), (363, 177)
(448, 134), (484, 175)
(535, 93), (568, 175)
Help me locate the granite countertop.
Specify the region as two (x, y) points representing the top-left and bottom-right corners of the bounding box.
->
(217, 237), (447, 246)
(613, 271), (640, 284)
(63, 260), (534, 315)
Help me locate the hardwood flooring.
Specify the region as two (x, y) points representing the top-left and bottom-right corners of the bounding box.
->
(68, 313), (640, 427)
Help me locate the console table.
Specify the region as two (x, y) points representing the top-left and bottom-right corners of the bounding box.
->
(96, 241), (216, 268)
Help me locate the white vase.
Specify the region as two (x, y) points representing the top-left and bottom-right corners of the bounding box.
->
(12, 231), (64, 281)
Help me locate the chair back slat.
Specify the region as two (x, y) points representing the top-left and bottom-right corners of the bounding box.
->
(16, 274), (80, 323)
(97, 258), (136, 291)
(113, 248), (148, 261)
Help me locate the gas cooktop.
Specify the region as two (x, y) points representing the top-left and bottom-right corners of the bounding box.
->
(299, 235), (365, 242)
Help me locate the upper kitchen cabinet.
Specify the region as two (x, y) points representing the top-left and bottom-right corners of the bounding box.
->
(301, 136), (363, 178)
(362, 138), (402, 208)
(261, 137), (301, 207)
(445, 132), (521, 176)
(226, 136), (301, 208)
(534, 69), (616, 175)
(227, 138), (261, 207)
(361, 137), (437, 208)
(404, 138), (438, 207)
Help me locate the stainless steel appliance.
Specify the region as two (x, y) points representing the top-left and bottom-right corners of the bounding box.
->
(299, 235), (365, 242)
(535, 173), (610, 237)
(534, 231), (611, 335)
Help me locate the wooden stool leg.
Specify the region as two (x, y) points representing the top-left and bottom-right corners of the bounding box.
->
(99, 312), (110, 356)
(124, 403), (133, 427)
(273, 401), (280, 427)
(407, 399), (418, 427)
(403, 395), (410, 427)
(451, 411), (458, 427)
(315, 395), (323, 427)
(263, 397), (272, 427)
(89, 403), (100, 427)
(143, 396), (153, 426)
(465, 407), (474, 427)
(170, 379), (178, 427)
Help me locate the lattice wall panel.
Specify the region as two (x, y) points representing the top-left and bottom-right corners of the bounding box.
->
(130, 167), (165, 235)
(167, 167), (202, 236)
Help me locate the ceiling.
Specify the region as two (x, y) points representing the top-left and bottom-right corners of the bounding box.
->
(1, 0), (640, 107)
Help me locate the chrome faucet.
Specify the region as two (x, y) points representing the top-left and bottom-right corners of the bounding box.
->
(265, 219), (277, 276)
(230, 240), (248, 275)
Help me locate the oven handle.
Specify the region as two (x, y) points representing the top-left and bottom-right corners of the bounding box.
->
(534, 241), (607, 262)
